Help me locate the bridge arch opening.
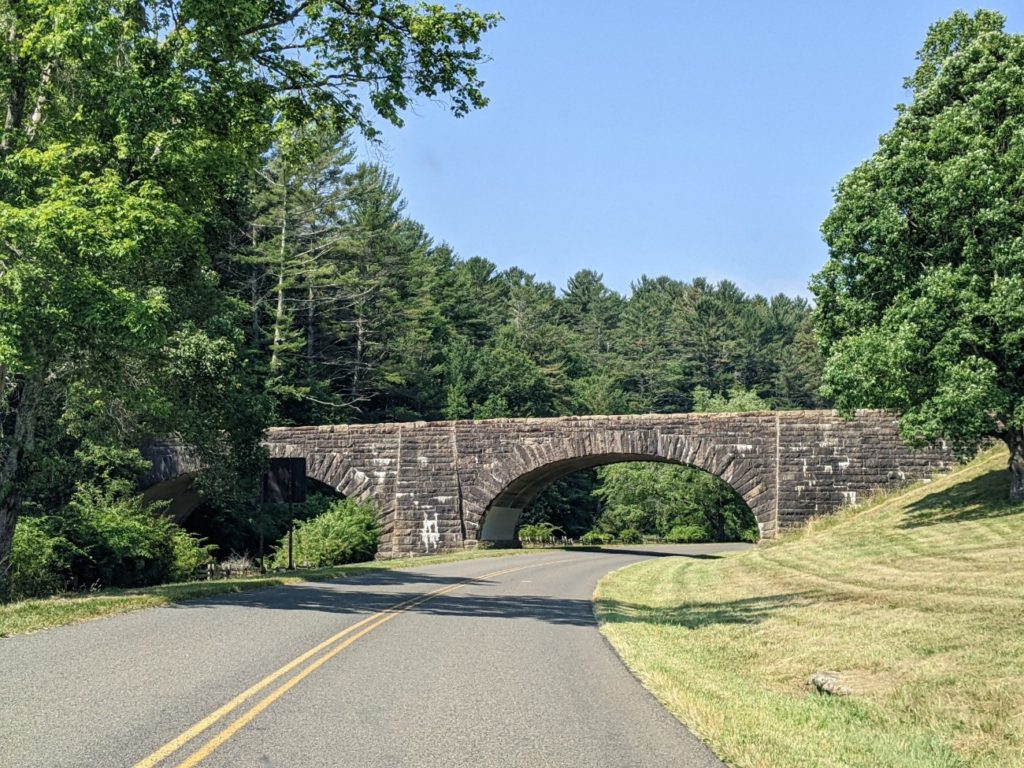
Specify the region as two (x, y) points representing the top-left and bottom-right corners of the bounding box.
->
(143, 467), (347, 559)
(479, 453), (760, 546)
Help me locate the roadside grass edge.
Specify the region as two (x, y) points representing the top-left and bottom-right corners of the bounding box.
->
(0, 547), (543, 638)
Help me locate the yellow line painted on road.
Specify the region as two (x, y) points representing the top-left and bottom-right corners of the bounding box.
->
(134, 557), (575, 768)
(133, 612), (384, 768)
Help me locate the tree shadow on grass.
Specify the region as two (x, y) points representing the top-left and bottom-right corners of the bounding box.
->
(569, 546), (737, 559)
(597, 591), (813, 630)
(899, 468), (1024, 529)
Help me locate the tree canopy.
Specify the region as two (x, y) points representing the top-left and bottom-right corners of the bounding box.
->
(812, 9), (1024, 499)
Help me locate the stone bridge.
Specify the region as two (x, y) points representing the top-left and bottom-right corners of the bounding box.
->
(143, 410), (955, 557)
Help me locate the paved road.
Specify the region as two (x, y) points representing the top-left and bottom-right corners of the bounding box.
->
(0, 545), (745, 767)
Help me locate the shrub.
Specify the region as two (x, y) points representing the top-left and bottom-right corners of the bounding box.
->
(270, 499), (378, 569)
(5, 482), (214, 600)
(581, 530), (613, 545)
(518, 522), (564, 543)
(5, 517), (80, 601)
(618, 528), (643, 544)
(169, 529), (216, 581)
(665, 524), (710, 543)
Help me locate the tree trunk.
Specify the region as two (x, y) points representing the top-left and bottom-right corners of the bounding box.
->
(25, 61), (55, 142)
(306, 284), (315, 382)
(0, 377), (39, 595)
(1, 14), (26, 159)
(1008, 431), (1024, 502)
(270, 184), (287, 370)
(0, 485), (18, 595)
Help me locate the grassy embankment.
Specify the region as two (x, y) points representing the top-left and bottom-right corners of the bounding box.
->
(0, 547), (538, 638)
(596, 447), (1024, 768)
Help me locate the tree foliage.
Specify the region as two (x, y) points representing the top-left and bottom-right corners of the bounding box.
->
(0, 0), (501, 592)
(0, 0), (830, 594)
(812, 10), (1024, 499)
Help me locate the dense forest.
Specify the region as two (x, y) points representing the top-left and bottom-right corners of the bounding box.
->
(0, 0), (822, 599)
(1, 122), (826, 597)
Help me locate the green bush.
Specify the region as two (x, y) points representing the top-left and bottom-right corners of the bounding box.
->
(581, 530), (613, 545)
(618, 528), (643, 544)
(5, 517), (80, 601)
(4, 483), (214, 600)
(665, 524), (710, 543)
(518, 522), (564, 542)
(270, 499), (378, 568)
(169, 529), (217, 581)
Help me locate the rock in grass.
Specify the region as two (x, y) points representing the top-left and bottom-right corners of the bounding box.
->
(811, 672), (853, 696)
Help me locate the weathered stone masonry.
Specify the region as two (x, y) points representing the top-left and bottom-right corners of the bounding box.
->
(243, 409), (953, 557)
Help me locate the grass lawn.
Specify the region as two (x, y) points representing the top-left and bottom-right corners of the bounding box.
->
(595, 447), (1024, 768)
(0, 547), (538, 638)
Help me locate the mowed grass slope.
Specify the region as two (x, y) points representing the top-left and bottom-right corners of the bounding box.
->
(595, 448), (1024, 768)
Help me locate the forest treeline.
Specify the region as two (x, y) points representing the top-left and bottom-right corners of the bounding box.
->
(219, 128), (827, 545)
(242, 132), (825, 427)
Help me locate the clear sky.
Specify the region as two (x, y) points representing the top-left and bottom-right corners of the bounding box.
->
(357, 1), (1022, 299)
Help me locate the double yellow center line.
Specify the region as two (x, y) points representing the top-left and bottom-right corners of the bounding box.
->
(134, 557), (574, 768)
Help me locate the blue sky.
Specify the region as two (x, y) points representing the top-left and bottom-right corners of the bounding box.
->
(357, 2), (1021, 299)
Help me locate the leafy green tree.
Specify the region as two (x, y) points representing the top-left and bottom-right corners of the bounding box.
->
(324, 164), (445, 420)
(594, 463), (757, 542)
(692, 385), (769, 413)
(812, 10), (1024, 499)
(0, 0), (500, 591)
(240, 126), (356, 422)
(519, 470), (600, 539)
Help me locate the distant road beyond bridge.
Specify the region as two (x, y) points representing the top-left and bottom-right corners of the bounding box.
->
(143, 410), (954, 557)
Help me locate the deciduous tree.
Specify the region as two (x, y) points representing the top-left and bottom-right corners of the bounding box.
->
(812, 10), (1024, 499)
(0, 0), (500, 590)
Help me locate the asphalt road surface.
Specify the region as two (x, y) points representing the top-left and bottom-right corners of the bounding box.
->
(1, 545), (746, 768)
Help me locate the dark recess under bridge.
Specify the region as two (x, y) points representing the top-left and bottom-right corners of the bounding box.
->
(142, 410), (954, 557)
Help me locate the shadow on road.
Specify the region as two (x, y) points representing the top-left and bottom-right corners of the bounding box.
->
(175, 583), (803, 631)
(575, 546), (732, 559)
(170, 545), (761, 630)
(175, 584), (601, 626)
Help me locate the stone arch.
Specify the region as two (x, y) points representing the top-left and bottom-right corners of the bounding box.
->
(267, 448), (378, 504)
(140, 473), (205, 523)
(468, 429), (772, 544)
(269, 445), (399, 552)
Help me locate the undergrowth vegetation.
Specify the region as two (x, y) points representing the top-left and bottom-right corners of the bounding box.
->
(5, 482), (212, 601)
(0, 547), (542, 638)
(596, 448), (1024, 768)
(269, 498), (378, 569)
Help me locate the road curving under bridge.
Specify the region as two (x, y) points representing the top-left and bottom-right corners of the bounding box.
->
(0, 545), (745, 768)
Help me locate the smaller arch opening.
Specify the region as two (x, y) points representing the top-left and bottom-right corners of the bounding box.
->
(182, 476), (345, 559)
